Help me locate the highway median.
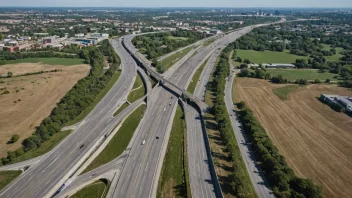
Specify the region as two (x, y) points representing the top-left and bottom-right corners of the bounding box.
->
(82, 104), (146, 173)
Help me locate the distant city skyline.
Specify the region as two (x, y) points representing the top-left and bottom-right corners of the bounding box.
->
(0, 0), (352, 8)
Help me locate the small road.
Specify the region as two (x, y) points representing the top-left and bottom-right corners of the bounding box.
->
(224, 69), (274, 198)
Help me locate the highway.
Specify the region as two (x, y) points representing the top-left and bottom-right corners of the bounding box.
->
(112, 31), (233, 198)
(224, 69), (274, 198)
(0, 38), (138, 198)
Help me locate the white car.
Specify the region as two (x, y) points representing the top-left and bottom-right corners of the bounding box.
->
(142, 140), (146, 145)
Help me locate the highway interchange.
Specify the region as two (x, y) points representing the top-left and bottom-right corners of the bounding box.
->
(0, 19), (288, 198)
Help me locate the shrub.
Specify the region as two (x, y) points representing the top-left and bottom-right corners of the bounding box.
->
(10, 134), (19, 143)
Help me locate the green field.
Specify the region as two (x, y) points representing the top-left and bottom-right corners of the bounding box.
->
(160, 47), (192, 71)
(4, 58), (85, 66)
(0, 171), (21, 191)
(70, 180), (107, 198)
(187, 58), (208, 94)
(7, 130), (72, 164)
(167, 36), (189, 40)
(66, 70), (121, 126)
(127, 73), (146, 103)
(273, 85), (301, 100)
(321, 44), (344, 62)
(157, 106), (190, 198)
(113, 102), (129, 117)
(266, 69), (338, 81)
(83, 105), (146, 173)
(236, 50), (308, 64)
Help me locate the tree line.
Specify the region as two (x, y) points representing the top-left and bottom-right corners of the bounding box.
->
(209, 44), (255, 197)
(0, 40), (121, 166)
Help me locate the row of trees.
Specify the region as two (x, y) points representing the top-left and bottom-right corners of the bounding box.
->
(237, 104), (323, 198)
(0, 40), (121, 165)
(210, 44), (255, 197)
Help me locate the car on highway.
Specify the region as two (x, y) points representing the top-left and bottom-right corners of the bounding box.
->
(142, 140), (146, 145)
(79, 144), (84, 149)
(156, 136), (159, 139)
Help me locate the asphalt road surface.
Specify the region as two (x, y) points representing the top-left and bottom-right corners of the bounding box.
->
(113, 30), (246, 198)
(224, 70), (274, 198)
(0, 38), (137, 198)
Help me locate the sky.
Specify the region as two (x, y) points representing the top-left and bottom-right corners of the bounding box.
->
(0, 0), (351, 8)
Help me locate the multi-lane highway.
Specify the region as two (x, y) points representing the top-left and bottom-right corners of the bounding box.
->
(0, 38), (138, 198)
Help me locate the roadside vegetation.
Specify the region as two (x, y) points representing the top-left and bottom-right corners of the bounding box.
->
(0, 40), (121, 166)
(113, 102), (129, 117)
(127, 73), (146, 103)
(187, 58), (208, 94)
(273, 85), (301, 100)
(6, 130), (72, 164)
(156, 47), (192, 73)
(83, 105), (146, 173)
(157, 106), (191, 198)
(132, 30), (203, 60)
(237, 103), (323, 198)
(70, 179), (108, 198)
(0, 170), (22, 191)
(205, 44), (256, 197)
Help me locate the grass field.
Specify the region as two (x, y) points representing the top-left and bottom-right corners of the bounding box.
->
(70, 180), (107, 198)
(0, 170), (21, 191)
(157, 106), (190, 198)
(8, 130), (72, 164)
(236, 50), (308, 64)
(273, 85), (301, 100)
(127, 73), (145, 103)
(66, 70), (121, 126)
(167, 36), (189, 40)
(321, 44), (344, 62)
(266, 69), (338, 81)
(161, 47), (192, 71)
(83, 105), (146, 173)
(4, 58), (85, 66)
(113, 102), (129, 117)
(234, 78), (352, 198)
(187, 58), (208, 94)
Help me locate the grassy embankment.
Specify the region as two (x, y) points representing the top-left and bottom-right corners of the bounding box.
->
(187, 58), (209, 94)
(160, 47), (192, 71)
(4, 58), (85, 66)
(157, 106), (191, 198)
(0, 170), (22, 191)
(70, 180), (109, 198)
(7, 130), (72, 164)
(83, 105), (146, 173)
(127, 73), (146, 103)
(205, 55), (256, 198)
(273, 85), (301, 100)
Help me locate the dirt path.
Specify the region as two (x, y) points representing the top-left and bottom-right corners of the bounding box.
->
(233, 78), (352, 198)
(0, 63), (89, 157)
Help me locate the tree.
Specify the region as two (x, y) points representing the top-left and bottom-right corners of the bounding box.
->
(244, 59), (251, 64)
(325, 79), (331, 83)
(236, 57), (242, 63)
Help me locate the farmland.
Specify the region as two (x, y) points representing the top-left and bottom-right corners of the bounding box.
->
(0, 62), (89, 157)
(233, 77), (352, 198)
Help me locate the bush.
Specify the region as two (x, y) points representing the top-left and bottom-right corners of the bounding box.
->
(325, 79), (331, 83)
(10, 134), (19, 144)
